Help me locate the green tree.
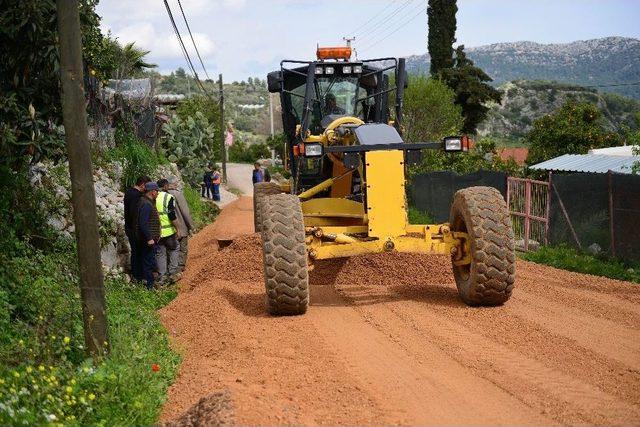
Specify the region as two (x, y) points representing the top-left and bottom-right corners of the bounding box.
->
(403, 76), (464, 142)
(427, 0), (457, 75)
(526, 101), (623, 165)
(439, 46), (502, 133)
(266, 133), (286, 160)
(0, 0), (112, 167)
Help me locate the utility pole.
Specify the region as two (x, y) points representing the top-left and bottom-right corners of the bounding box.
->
(218, 73), (227, 183)
(56, 0), (109, 358)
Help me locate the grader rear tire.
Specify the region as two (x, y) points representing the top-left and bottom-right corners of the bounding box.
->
(449, 186), (516, 306)
(260, 194), (309, 315)
(253, 182), (281, 233)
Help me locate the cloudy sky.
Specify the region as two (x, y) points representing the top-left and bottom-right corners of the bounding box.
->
(97, 0), (640, 81)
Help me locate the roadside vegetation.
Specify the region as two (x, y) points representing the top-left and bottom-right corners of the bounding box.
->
(521, 245), (640, 284)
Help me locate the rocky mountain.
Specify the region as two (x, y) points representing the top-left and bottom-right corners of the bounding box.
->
(477, 80), (640, 138)
(405, 37), (640, 99)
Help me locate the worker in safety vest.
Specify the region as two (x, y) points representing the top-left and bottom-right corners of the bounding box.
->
(156, 178), (182, 283)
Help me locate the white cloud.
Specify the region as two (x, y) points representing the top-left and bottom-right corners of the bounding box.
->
(113, 22), (216, 61)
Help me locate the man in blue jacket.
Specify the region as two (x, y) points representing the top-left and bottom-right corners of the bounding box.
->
(136, 182), (161, 289)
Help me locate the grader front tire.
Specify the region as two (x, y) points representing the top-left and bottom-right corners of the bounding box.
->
(253, 182), (281, 233)
(260, 194), (309, 315)
(449, 186), (516, 306)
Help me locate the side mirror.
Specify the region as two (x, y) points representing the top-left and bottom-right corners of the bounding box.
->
(267, 71), (282, 93)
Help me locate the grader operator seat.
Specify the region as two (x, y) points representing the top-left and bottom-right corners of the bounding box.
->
(255, 45), (516, 316)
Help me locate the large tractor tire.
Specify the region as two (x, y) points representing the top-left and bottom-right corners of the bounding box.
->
(260, 194), (309, 315)
(449, 186), (516, 306)
(253, 182), (281, 233)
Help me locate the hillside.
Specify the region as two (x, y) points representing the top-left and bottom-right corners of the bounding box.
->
(478, 80), (640, 138)
(406, 37), (640, 99)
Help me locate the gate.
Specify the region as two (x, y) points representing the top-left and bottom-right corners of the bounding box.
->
(507, 177), (550, 251)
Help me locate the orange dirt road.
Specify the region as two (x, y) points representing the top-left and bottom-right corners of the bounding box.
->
(160, 196), (640, 425)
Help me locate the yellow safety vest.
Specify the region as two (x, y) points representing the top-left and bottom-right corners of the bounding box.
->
(156, 191), (176, 238)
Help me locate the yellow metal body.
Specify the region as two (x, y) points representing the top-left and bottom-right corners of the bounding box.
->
(295, 117), (471, 265)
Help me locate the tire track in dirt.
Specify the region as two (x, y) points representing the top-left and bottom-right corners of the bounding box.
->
(160, 197), (640, 425)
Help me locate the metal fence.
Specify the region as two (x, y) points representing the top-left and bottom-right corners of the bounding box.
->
(506, 177), (549, 251)
(410, 170), (639, 263)
(409, 171), (507, 222)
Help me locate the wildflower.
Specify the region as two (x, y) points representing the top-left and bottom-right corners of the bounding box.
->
(38, 365), (45, 372)
(66, 386), (72, 394)
(18, 340), (24, 346)
(70, 379), (76, 385)
(26, 366), (33, 374)
(151, 364), (160, 372)
(51, 335), (56, 341)
(88, 393), (96, 401)
(63, 336), (70, 344)
(46, 414), (57, 421)
(13, 371), (20, 378)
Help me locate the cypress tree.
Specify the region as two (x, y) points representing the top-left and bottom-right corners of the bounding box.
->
(427, 0), (458, 75)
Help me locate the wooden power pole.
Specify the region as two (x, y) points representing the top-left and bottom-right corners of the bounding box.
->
(56, 0), (109, 358)
(218, 73), (227, 183)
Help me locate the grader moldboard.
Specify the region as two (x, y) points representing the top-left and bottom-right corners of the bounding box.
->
(255, 46), (515, 315)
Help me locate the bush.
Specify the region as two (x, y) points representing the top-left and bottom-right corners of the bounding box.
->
(408, 207), (434, 225)
(162, 112), (218, 186)
(107, 128), (166, 189)
(521, 245), (640, 283)
(403, 76), (464, 142)
(183, 185), (220, 230)
(228, 140), (270, 163)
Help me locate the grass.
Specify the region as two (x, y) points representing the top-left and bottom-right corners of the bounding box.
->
(227, 187), (243, 196)
(183, 185), (220, 230)
(0, 242), (181, 425)
(408, 206), (434, 225)
(521, 245), (640, 283)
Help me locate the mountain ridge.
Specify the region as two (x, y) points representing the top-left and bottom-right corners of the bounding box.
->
(405, 37), (640, 99)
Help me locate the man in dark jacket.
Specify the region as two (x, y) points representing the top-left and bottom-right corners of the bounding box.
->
(136, 182), (161, 289)
(124, 175), (150, 281)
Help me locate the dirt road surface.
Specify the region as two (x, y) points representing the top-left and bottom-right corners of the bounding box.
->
(160, 197), (640, 425)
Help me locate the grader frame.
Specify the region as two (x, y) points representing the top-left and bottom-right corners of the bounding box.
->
(256, 47), (515, 315)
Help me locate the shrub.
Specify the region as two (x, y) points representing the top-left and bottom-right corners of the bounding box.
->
(107, 128), (165, 189)
(183, 185), (220, 230)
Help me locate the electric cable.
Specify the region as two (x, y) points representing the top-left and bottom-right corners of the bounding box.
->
(176, 0), (212, 81)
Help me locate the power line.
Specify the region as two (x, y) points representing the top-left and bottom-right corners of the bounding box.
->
(162, 0), (211, 97)
(358, 0), (423, 50)
(176, 0), (212, 81)
(359, 4), (426, 54)
(350, 0), (398, 38)
(356, 0), (417, 43)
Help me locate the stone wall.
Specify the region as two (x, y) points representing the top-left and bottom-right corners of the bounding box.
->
(29, 161), (184, 275)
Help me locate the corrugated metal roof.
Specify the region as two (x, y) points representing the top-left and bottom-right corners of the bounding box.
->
(530, 154), (639, 174)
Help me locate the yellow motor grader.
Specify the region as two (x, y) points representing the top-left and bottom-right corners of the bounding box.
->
(255, 46), (515, 315)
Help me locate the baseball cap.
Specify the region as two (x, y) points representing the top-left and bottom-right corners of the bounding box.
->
(144, 182), (159, 192)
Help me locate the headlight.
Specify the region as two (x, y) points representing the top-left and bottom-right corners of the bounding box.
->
(315, 67), (323, 75)
(353, 65), (363, 73)
(443, 137), (462, 152)
(325, 66), (334, 75)
(304, 143), (323, 157)
(342, 65), (352, 74)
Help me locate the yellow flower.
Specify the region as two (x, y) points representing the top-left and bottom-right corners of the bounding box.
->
(13, 371), (20, 378)
(0, 378), (4, 385)
(82, 367), (90, 373)
(88, 393), (96, 401)
(66, 386), (73, 394)
(26, 366), (33, 374)
(134, 401), (143, 409)
(18, 339), (24, 346)
(38, 365), (45, 372)
(63, 336), (70, 344)
(70, 379), (76, 385)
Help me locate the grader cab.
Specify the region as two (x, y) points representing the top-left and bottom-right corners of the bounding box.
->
(255, 46), (515, 315)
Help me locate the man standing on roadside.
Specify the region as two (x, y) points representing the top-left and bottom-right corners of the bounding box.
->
(156, 178), (181, 283)
(136, 182), (161, 290)
(124, 175), (150, 282)
(252, 161), (264, 184)
(165, 176), (194, 273)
